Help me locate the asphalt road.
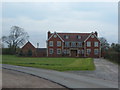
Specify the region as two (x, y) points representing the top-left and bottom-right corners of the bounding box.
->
(2, 64), (118, 88)
(66, 58), (118, 82)
(2, 68), (65, 88)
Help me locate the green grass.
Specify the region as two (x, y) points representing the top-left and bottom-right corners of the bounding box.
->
(2, 55), (95, 71)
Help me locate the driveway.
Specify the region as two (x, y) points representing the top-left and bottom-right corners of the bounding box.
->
(2, 68), (65, 88)
(66, 58), (118, 82)
(2, 64), (118, 88)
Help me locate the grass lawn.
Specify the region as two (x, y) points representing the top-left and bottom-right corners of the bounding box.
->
(2, 55), (95, 71)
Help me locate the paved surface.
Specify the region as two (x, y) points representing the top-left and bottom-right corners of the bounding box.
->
(2, 64), (118, 88)
(66, 58), (118, 82)
(2, 68), (65, 88)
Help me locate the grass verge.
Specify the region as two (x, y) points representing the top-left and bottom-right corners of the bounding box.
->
(2, 55), (95, 71)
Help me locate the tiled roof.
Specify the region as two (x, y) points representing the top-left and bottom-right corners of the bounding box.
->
(49, 32), (91, 42)
(22, 41), (35, 49)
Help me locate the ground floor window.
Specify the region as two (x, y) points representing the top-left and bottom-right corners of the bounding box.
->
(66, 50), (70, 54)
(57, 49), (61, 54)
(81, 50), (84, 54)
(87, 49), (91, 55)
(94, 49), (99, 55)
(78, 50), (84, 54)
(49, 48), (53, 54)
(64, 49), (70, 54)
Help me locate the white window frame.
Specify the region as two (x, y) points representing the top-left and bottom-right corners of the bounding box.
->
(57, 41), (61, 47)
(94, 42), (98, 47)
(49, 48), (53, 54)
(77, 42), (82, 47)
(65, 42), (69, 47)
(64, 49), (67, 54)
(71, 42), (76, 47)
(94, 49), (99, 55)
(77, 35), (81, 39)
(87, 49), (91, 55)
(66, 35), (69, 39)
(49, 41), (53, 46)
(81, 50), (84, 54)
(87, 41), (91, 47)
(66, 49), (70, 54)
(54, 35), (57, 38)
(91, 35), (94, 38)
(57, 49), (61, 54)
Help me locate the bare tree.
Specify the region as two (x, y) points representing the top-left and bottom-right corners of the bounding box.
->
(2, 26), (29, 54)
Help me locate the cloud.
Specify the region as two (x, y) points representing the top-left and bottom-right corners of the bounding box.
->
(2, 2), (118, 47)
(2, 15), (118, 47)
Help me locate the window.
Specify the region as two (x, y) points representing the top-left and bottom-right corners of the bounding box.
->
(64, 49), (69, 54)
(66, 49), (70, 54)
(71, 42), (76, 47)
(94, 42), (98, 47)
(91, 35), (94, 38)
(65, 42), (70, 47)
(49, 41), (53, 46)
(49, 48), (53, 54)
(87, 49), (91, 55)
(87, 41), (91, 47)
(64, 49), (67, 54)
(77, 42), (82, 47)
(57, 49), (61, 54)
(81, 50), (84, 54)
(77, 35), (81, 39)
(54, 35), (57, 38)
(57, 41), (61, 47)
(94, 49), (99, 55)
(78, 50), (81, 54)
(64, 35), (69, 39)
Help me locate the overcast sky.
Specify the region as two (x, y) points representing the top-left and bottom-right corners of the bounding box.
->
(2, 2), (118, 48)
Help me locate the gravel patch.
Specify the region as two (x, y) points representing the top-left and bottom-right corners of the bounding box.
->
(65, 58), (118, 82)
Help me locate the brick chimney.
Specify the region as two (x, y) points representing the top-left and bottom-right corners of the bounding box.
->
(95, 31), (98, 37)
(48, 31), (51, 39)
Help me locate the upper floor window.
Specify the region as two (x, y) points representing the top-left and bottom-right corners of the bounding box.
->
(49, 48), (53, 54)
(57, 49), (61, 54)
(87, 41), (91, 47)
(64, 35), (69, 39)
(71, 42), (76, 47)
(77, 42), (82, 47)
(65, 42), (70, 47)
(57, 41), (61, 47)
(94, 42), (98, 47)
(94, 49), (99, 55)
(87, 49), (91, 55)
(77, 35), (81, 39)
(49, 41), (53, 46)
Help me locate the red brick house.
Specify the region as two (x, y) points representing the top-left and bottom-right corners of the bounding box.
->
(46, 31), (101, 58)
(21, 41), (46, 57)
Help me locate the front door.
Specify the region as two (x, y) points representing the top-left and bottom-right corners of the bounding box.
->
(71, 50), (77, 57)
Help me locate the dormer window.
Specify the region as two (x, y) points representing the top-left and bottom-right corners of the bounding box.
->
(77, 35), (81, 39)
(64, 35), (69, 39)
